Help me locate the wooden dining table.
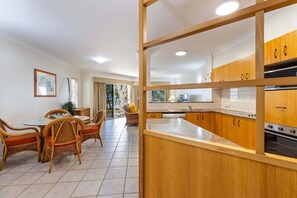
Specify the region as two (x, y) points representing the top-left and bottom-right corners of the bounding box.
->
(23, 115), (89, 162)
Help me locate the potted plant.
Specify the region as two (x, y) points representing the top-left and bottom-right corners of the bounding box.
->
(62, 101), (75, 115)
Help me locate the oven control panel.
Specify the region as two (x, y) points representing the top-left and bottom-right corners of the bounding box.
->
(265, 122), (297, 138)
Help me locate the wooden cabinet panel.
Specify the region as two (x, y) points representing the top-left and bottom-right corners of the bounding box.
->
(264, 38), (281, 65)
(220, 113), (255, 150)
(212, 67), (223, 82)
(74, 108), (90, 117)
(244, 54), (255, 80)
(214, 113), (222, 135)
(265, 90), (297, 127)
(146, 112), (162, 119)
(200, 112), (215, 132)
(185, 112), (214, 132)
(226, 59), (245, 81)
(281, 30), (297, 61)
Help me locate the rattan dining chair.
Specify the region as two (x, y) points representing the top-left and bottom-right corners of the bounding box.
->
(42, 117), (85, 173)
(0, 118), (41, 171)
(81, 110), (105, 147)
(44, 109), (71, 119)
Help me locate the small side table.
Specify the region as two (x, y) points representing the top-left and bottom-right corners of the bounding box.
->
(74, 108), (91, 121)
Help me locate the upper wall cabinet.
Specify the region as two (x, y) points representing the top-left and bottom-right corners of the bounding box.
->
(212, 54), (255, 82)
(264, 30), (297, 65)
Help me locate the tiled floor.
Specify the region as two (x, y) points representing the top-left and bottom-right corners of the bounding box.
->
(0, 118), (139, 198)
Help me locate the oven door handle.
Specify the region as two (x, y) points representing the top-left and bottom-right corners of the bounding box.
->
(265, 131), (297, 142)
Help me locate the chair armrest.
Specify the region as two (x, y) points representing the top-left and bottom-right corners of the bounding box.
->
(2, 131), (40, 138)
(4, 122), (39, 133)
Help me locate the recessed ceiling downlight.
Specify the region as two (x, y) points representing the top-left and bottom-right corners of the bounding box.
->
(175, 51), (187, 56)
(216, 1), (239, 16)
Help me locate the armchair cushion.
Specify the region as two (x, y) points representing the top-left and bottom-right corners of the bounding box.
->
(6, 134), (37, 147)
(129, 104), (137, 113)
(82, 125), (99, 135)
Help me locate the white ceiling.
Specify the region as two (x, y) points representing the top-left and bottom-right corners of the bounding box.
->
(0, 0), (256, 78)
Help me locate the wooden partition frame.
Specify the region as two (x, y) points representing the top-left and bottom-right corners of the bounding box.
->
(139, 0), (297, 197)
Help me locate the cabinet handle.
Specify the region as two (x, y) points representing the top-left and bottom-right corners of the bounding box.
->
(246, 73), (249, 80)
(202, 115), (204, 120)
(233, 119), (236, 126)
(238, 120), (240, 127)
(197, 114), (199, 120)
(241, 74), (243, 80)
(275, 106), (287, 110)
(274, 49), (278, 59)
(284, 45), (287, 56)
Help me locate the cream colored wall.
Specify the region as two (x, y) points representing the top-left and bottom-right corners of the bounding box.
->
(0, 34), (81, 127)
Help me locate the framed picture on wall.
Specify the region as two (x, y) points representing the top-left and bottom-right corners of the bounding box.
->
(34, 69), (56, 97)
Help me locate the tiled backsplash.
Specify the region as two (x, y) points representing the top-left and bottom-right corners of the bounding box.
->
(221, 87), (256, 113)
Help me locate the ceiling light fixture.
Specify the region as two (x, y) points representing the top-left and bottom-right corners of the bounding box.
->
(216, 1), (239, 16)
(93, 57), (109, 64)
(175, 51), (187, 56)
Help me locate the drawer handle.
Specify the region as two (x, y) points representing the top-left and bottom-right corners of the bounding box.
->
(284, 45), (287, 56)
(246, 73), (249, 80)
(233, 118), (236, 126)
(275, 106), (287, 110)
(274, 48), (277, 59)
(237, 120), (240, 127)
(241, 74), (244, 80)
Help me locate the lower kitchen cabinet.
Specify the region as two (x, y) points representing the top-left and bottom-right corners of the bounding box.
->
(146, 112), (163, 119)
(185, 112), (215, 132)
(221, 114), (256, 150)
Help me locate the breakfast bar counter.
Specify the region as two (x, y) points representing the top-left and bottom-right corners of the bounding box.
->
(146, 118), (239, 147)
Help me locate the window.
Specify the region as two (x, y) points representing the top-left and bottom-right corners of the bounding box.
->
(70, 78), (78, 107)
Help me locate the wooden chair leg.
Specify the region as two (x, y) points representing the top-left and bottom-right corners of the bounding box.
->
(76, 143), (81, 164)
(49, 149), (54, 174)
(99, 138), (103, 147)
(1, 148), (8, 171)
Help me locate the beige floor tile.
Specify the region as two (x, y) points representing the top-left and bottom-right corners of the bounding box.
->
(52, 161), (76, 171)
(126, 167), (138, 178)
(71, 160), (94, 170)
(105, 167), (127, 179)
(59, 170), (87, 182)
(8, 163), (37, 173)
(0, 185), (29, 198)
(96, 153), (114, 160)
(128, 152), (138, 158)
(10, 172), (44, 185)
(44, 182), (78, 198)
(83, 168), (107, 181)
(28, 163), (49, 172)
(81, 153), (100, 160)
(110, 159), (128, 167)
(124, 193), (138, 198)
(85, 148), (102, 154)
(18, 183), (54, 198)
(35, 171), (66, 184)
(128, 159), (138, 167)
(71, 180), (102, 197)
(113, 152), (128, 159)
(90, 159), (111, 169)
(0, 173), (23, 186)
(98, 194), (123, 198)
(99, 179), (125, 195)
(124, 178), (138, 194)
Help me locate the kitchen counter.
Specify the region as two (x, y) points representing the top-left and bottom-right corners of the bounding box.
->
(147, 109), (256, 119)
(146, 118), (239, 147)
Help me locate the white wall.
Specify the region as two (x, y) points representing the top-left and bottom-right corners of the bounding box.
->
(0, 35), (81, 127)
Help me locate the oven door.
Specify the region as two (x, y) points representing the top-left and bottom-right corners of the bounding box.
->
(265, 131), (297, 158)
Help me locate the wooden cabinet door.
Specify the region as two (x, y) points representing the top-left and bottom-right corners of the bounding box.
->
(185, 113), (200, 126)
(237, 117), (256, 150)
(200, 112), (215, 132)
(214, 113), (222, 136)
(221, 114), (236, 141)
(264, 38), (281, 65)
(146, 112), (162, 119)
(212, 67), (223, 82)
(281, 30), (297, 62)
(265, 90), (297, 127)
(244, 54), (255, 80)
(226, 60), (244, 81)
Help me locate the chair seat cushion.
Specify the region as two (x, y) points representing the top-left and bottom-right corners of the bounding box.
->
(82, 125), (99, 134)
(129, 104), (137, 113)
(6, 134), (37, 147)
(46, 137), (79, 148)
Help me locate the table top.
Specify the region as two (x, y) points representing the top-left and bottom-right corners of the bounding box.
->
(24, 115), (89, 127)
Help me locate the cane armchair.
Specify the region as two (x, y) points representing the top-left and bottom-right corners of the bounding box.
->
(0, 118), (41, 171)
(42, 117), (85, 173)
(81, 110), (105, 147)
(122, 104), (139, 125)
(44, 109), (71, 119)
